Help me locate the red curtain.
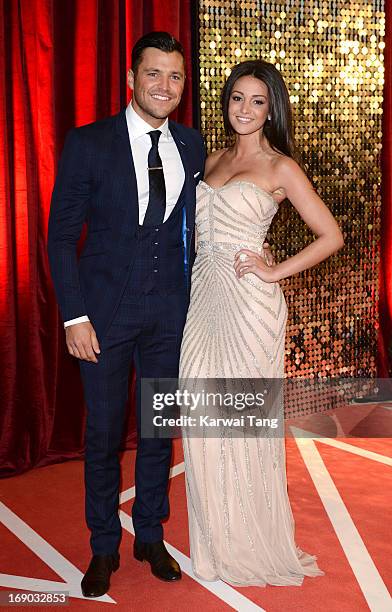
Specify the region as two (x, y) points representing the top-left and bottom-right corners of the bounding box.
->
(379, 1), (392, 377)
(0, 0), (193, 477)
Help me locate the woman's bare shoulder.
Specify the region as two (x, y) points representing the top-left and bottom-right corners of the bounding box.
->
(273, 152), (301, 173)
(205, 148), (228, 173)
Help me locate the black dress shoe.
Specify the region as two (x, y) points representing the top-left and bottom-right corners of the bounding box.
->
(81, 553), (120, 597)
(134, 540), (181, 581)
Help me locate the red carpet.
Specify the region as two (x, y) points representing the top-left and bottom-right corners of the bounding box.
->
(0, 423), (391, 611)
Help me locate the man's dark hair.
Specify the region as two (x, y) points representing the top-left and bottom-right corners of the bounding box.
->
(132, 31), (184, 74)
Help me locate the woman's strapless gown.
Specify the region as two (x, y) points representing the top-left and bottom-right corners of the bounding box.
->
(179, 180), (323, 586)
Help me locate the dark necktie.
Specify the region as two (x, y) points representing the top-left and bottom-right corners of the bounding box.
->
(143, 130), (166, 226)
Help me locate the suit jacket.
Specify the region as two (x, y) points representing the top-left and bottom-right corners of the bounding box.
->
(47, 110), (206, 339)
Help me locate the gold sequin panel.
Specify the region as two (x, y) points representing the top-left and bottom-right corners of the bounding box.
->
(198, 1), (384, 415)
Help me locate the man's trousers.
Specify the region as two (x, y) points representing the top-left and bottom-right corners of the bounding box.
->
(79, 288), (188, 555)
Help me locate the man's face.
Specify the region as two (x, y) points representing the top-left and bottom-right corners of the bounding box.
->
(128, 47), (185, 126)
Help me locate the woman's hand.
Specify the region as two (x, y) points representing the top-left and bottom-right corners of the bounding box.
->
(262, 241), (274, 266)
(234, 248), (280, 283)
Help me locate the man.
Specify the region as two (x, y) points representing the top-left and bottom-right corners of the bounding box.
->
(48, 32), (205, 597)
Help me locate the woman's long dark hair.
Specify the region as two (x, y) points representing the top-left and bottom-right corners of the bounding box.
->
(221, 60), (296, 159)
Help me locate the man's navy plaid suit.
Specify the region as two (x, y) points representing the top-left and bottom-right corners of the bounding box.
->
(48, 109), (206, 554)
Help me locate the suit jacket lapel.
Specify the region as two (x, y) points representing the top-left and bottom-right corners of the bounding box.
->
(111, 115), (196, 265)
(169, 122), (195, 232)
(112, 110), (139, 232)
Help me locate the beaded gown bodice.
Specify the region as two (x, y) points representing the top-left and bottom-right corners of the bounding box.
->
(180, 179), (287, 378)
(197, 179), (278, 258)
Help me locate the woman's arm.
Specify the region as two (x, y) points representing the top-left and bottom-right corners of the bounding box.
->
(235, 157), (344, 282)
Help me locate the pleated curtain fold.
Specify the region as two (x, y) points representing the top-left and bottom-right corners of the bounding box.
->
(0, 0), (193, 476)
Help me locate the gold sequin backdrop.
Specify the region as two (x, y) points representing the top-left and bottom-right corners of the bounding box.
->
(197, 0), (385, 378)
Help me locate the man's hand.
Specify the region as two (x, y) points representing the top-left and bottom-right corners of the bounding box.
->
(65, 321), (100, 363)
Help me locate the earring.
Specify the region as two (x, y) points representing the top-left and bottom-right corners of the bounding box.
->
(268, 114), (271, 121)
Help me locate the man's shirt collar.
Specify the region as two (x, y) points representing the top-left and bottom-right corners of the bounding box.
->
(126, 101), (170, 142)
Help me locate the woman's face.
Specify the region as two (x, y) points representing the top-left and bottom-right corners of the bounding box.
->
(227, 75), (270, 136)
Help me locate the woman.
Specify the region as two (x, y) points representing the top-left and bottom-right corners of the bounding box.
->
(179, 60), (343, 587)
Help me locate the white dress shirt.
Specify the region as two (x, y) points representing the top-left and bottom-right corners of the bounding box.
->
(126, 101), (185, 224)
(64, 102), (185, 328)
